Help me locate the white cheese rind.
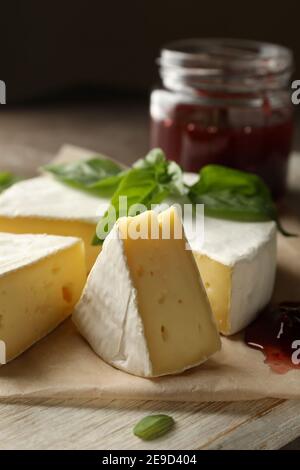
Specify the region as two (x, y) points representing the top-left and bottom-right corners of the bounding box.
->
(188, 215), (276, 266)
(228, 229), (276, 334)
(0, 144), (124, 225)
(184, 212), (277, 336)
(0, 176), (106, 224)
(73, 224), (152, 377)
(0, 232), (82, 277)
(73, 208), (221, 377)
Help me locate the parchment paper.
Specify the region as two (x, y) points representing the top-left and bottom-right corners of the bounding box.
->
(0, 150), (299, 402)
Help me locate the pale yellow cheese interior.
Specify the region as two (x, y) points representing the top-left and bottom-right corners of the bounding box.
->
(0, 216), (100, 273)
(0, 240), (86, 362)
(194, 253), (231, 334)
(119, 208), (221, 376)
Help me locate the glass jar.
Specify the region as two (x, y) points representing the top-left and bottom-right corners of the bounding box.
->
(150, 38), (294, 198)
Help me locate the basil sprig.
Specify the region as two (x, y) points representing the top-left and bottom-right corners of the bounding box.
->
(188, 165), (294, 236)
(43, 149), (294, 241)
(92, 149), (186, 244)
(0, 172), (20, 193)
(44, 156), (125, 197)
(133, 148), (186, 197)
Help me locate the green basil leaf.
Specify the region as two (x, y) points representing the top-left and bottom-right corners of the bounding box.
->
(0, 172), (20, 193)
(133, 414), (175, 441)
(133, 148), (166, 171)
(93, 149), (186, 244)
(43, 156), (124, 197)
(133, 148), (186, 196)
(108, 168), (163, 215)
(93, 167), (169, 244)
(188, 165), (295, 236)
(87, 173), (127, 197)
(167, 160), (186, 196)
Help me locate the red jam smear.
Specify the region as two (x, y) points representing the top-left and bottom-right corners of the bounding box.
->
(245, 302), (300, 374)
(150, 102), (293, 199)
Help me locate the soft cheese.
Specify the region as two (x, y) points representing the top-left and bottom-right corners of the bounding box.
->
(0, 233), (86, 362)
(0, 176), (104, 271)
(0, 146), (277, 334)
(182, 175), (277, 335)
(190, 217), (276, 334)
(73, 207), (221, 377)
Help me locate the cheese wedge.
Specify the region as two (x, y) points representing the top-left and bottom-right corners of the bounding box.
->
(0, 145), (123, 273)
(196, 220), (276, 335)
(0, 146), (277, 335)
(0, 176), (104, 272)
(182, 176), (277, 336)
(73, 207), (221, 377)
(0, 233), (86, 362)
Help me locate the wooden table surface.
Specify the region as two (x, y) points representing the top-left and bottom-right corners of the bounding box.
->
(0, 99), (299, 450)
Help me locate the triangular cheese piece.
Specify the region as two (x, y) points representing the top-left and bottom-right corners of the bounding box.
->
(0, 232), (86, 362)
(0, 176), (103, 272)
(73, 207), (221, 377)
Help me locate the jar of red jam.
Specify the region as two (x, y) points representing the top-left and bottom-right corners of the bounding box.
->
(150, 39), (294, 198)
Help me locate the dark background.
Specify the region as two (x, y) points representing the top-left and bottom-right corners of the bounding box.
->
(1, 0), (300, 169)
(0, 0), (299, 102)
